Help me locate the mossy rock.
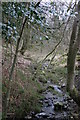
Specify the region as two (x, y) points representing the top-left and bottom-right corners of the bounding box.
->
(54, 102), (64, 111)
(38, 75), (47, 83)
(37, 88), (46, 93)
(47, 85), (54, 90)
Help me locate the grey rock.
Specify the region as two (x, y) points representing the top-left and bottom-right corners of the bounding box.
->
(54, 102), (64, 110)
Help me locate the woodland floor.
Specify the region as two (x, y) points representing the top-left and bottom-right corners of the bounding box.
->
(2, 48), (80, 120)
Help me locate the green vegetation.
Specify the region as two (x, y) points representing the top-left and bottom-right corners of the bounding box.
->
(2, 68), (43, 118)
(2, 1), (80, 119)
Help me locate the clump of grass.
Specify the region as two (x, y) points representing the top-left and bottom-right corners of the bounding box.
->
(54, 66), (67, 78)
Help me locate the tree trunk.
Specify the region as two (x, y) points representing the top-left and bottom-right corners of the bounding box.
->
(4, 17), (27, 118)
(20, 21), (30, 55)
(67, 17), (78, 91)
(20, 3), (30, 55)
(67, 1), (80, 106)
(4, 1), (42, 118)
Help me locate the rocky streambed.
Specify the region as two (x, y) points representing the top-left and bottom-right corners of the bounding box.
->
(6, 79), (80, 120)
(25, 80), (80, 120)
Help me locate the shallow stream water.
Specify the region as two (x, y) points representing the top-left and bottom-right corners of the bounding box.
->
(23, 80), (80, 120)
(6, 80), (80, 120)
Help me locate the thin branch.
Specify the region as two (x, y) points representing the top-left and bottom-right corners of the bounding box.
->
(41, 15), (71, 62)
(5, 16), (27, 118)
(5, 1), (42, 118)
(50, 53), (56, 64)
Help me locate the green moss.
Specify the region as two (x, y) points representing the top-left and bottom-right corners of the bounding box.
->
(38, 75), (47, 83)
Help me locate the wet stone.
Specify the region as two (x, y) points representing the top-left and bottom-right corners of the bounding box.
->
(41, 109), (45, 112)
(54, 102), (64, 111)
(63, 105), (68, 110)
(25, 115), (32, 119)
(35, 112), (49, 118)
(61, 83), (66, 88)
(44, 99), (49, 103)
(44, 92), (54, 99)
(47, 85), (55, 90)
(39, 100), (43, 104)
(27, 80), (80, 120)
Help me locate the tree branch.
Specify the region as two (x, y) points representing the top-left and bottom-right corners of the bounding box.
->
(5, 1), (42, 118)
(41, 16), (71, 62)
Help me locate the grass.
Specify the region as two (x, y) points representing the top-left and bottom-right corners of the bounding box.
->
(2, 67), (43, 118)
(15, 70), (42, 116)
(30, 54), (67, 86)
(2, 56), (67, 118)
(54, 66), (67, 78)
(41, 65), (67, 85)
(2, 43), (68, 119)
(17, 70), (27, 81)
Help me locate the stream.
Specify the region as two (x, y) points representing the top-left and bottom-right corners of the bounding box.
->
(6, 80), (80, 120)
(25, 80), (80, 120)
(34, 81), (68, 120)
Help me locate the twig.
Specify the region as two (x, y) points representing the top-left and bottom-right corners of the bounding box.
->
(50, 53), (56, 64)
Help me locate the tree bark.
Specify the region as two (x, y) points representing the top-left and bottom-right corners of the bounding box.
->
(20, 3), (30, 55)
(67, 1), (80, 106)
(20, 21), (30, 55)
